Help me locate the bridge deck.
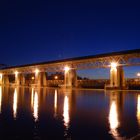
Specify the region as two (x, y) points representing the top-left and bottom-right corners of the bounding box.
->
(1, 49), (140, 70)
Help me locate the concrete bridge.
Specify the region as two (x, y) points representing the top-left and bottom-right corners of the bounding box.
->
(0, 49), (140, 89)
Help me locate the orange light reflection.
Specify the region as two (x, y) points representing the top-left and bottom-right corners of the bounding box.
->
(13, 88), (18, 119)
(63, 96), (70, 128)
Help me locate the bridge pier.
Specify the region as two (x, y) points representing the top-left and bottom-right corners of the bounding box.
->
(116, 66), (125, 88)
(3, 75), (9, 86)
(64, 67), (71, 88)
(35, 70), (41, 87)
(71, 69), (77, 87)
(106, 63), (126, 90)
(0, 74), (3, 85)
(64, 67), (77, 88)
(42, 72), (47, 86)
(20, 74), (25, 86)
(15, 72), (20, 86)
(35, 70), (47, 87)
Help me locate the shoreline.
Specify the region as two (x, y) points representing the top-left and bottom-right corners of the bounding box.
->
(1, 85), (140, 92)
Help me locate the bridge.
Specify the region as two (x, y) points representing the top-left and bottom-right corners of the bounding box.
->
(0, 49), (140, 89)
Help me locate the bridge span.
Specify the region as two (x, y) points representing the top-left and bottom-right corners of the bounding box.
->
(0, 49), (140, 89)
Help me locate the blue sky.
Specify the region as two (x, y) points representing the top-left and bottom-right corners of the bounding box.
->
(0, 0), (140, 78)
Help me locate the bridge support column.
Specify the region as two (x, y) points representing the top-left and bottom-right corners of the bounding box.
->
(42, 72), (47, 87)
(21, 74), (25, 86)
(0, 74), (3, 85)
(71, 69), (77, 87)
(35, 70), (41, 87)
(3, 75), (9, 86)
(64, 67), (77, 88)
(109, 65), (125, 89)
(110, 65), (117, 87)
(15, 72), (20, 86)
(35, 70), (47, 87)
(65, 68), (72, 88)
(117, 66), (125, 88)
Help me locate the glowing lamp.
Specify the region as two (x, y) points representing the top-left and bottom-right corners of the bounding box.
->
(32, 77), (35, 80)
(64, 66), (70, 72)
(54, 76), (58, 80)
(137, 73), (140, 77)
(35, 69), (39, 75)
(15, 71), (18, 77)
(111, 62), (117, 68)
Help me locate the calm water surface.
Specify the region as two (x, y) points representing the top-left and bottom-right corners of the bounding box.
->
(0, 86), (140, 140)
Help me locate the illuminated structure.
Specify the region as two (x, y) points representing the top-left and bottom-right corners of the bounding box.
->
(64, 66), (71, 87)
(137, 73), (140, 77)
(137, 73), (140, 82)
(15, 71), (20, 86)
(0, 49), (140, 89)
(0, 73), (2, 85)
(107, 62), (125, 89)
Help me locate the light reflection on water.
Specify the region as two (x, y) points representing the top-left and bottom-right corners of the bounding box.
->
(137, 94), (140, 125)
(0, 86), (2, 113)
(108, 91), (126, 140)
(109, 101), (119, 133)
(54, 89), (58, 118)
(13, 88), (18, 119)
(0, 87), (139, 139)
(31, 88), (34, 110)
(31, 88), (39, 122)
(33, 91), (39, 122)
(63, 95), (70, 129)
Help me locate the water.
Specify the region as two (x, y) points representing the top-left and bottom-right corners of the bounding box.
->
(0, 86), (140, 140)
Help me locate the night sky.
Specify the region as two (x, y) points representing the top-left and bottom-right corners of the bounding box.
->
(0, 0), (140, 78)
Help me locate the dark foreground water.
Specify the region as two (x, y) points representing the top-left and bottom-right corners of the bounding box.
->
(0, 87), (140, 140)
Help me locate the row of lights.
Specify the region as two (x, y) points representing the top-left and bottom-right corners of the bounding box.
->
(0, 69), (39, 78)
(0, 63), (139, 78)
(0, 67), (69, 82)
(0, 67), (69, 77)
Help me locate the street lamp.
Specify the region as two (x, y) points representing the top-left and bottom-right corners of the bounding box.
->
(32, 76), (35, 80)
(54, 76), (58, 80)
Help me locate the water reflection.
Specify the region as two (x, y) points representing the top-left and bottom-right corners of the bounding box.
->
(13, 88), (18, 119)
(31, 88), (34, 109)
(109, 101), (119, 135)
(108, 91), (121, 140)
(34, 91), (38, 122)
(62, 89), (72, 140)
(137, 94), (140, 125)
(0, 86), (2, 113)
(31, 88), (39, 122)
(63, 95), (70, 128)
(0, 87), (139, 139)
(54, 89), (57, 118)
